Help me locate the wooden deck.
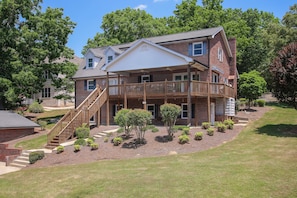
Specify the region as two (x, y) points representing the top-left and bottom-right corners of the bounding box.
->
(109, 80), (234, 99)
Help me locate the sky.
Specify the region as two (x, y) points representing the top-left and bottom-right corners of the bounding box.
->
(42, 0), (295, 57)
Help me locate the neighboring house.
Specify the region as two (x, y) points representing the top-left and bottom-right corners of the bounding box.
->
(0, 111), (39, 143)
(73, 26), (237, 126)
(28, 56), (83, 107)
(47, 26), (237, 147)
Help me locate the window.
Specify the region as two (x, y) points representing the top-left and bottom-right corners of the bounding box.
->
(42, 88), (51, 98)
(43, 71), (50, 79)
(212, 72), (219, 83)
(218, 48), (223, 62)
(181, 103), (188, 119)
(114, 104), (123, 116)
(107, 56), (113, 63)
(88, 58), (93, 68)
(193, 42), (203, 56)
(87, 80), (96, 91)
(141, 75), (151, 82)
(147, 104), (155, 119)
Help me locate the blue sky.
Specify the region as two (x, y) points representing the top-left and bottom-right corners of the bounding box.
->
(42, 0), (295, 57)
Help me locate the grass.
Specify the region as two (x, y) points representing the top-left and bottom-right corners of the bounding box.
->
(1, 105), (296, 197)
(15, 135), (47, 150)
(35, 109), (69, 120)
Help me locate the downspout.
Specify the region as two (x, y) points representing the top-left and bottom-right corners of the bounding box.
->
(187, 63), (191, 126)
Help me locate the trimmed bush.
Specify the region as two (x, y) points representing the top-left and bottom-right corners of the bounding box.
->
(182, 127), (190, 135)
(217, 122), (227, 132)
(29, 151), (45, 164)
(113, 136), (123, 146)
(28, 101), (44, 113)
(74, 144), (81, 152)
(90, 143), (99, 150)
(104, 137), (109, 143)
(194, 132), (203, 140)
(56, 145), (64, 154)
(86, 137), (95, 146)
(256, 99), (265, 107)
(75, 124), (90, 139)
(74, 138), (86, 146)
(224, 119), (234, 129)
(207, 127), (214, 136)
(151, 127), (159, 133)
(37, 120), (47, 131)
(202, 122), (210, 129)
(178, 134), (189, 144)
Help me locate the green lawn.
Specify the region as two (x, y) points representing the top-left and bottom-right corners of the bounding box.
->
(1, 105), (296, 198)
(15, 135), (47, 150)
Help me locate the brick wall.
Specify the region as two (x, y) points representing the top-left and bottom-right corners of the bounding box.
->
(0, 128), (34, 143)
(0, 144), (22, 163)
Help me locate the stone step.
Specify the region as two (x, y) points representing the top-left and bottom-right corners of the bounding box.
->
(9, 163), (27, 168)
(13, 159), (29, 165)
(18, 156), (29, 161)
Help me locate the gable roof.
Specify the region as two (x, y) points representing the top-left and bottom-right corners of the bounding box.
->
(0, 111), (39, 129)
(104, 39), (207, 73)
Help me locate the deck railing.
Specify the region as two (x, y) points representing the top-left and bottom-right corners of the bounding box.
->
(109, 80), (234, 98)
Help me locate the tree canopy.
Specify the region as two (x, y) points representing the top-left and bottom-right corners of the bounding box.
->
(0, 0), (76, 109)
(270, 42), (297, 109)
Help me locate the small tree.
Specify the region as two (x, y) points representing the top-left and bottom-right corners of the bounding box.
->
(270, 42), (297, 109)
(160, 103), (182, 138)
(238, 70), (267, 108)
(127, 109), (152, 144)
(114, 108), (132, 138)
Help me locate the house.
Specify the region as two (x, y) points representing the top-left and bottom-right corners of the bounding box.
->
(24, 56), (83, 107)
(0, 111), (39, 143)
(46, 26), (237, 147)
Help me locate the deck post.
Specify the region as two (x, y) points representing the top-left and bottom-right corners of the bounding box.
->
(143, 81), (147, 110)
(164, 79), (168, 103)
(106, 72), (110, 126)
(207, 82), (211, 123)
(187, 64), (191, 125)
(124, 81), (127, 108)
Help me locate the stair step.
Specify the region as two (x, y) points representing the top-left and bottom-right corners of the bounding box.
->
(18, 156), (29, 161)
(97, 132), (107, 136)
(9, 163), (27, 168)
(94, 135), (102, 138)
(14, 159), (29, 165)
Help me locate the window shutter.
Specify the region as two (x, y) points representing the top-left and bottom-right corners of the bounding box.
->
(191, 103), (195, 118)
(112, 105), (116, 116)
(150, 75), (153, 82)
(203, 41), (207, 55)
(138, 76), (141, 83)
(84, 80), (87, 90)
(188, 43), (193, 56)
(94, 79), (96, 89)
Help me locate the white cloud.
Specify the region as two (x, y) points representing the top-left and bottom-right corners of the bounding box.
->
(153, 0), (169, 2)
(134, 4), (147, 10)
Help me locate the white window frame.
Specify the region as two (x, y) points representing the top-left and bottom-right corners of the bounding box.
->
(181, 103), (188, 119)
(218, 47), (223, 62)
(212, 72), (219, 83)
(147, 104), (155, 119)
(87, 80), (95, 91)
(88, 58), (93, 68)
(141, 75), (151, 82)
(107, 56), (113, 63)
(193, 42), (203, 56)
(42, 87), (51, 98)
(114, 104), (123, 115)
(43, 71), (50, 79)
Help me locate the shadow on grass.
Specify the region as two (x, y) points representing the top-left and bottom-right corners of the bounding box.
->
(266, 101), (296, 109)
(256, 124), (297, 137)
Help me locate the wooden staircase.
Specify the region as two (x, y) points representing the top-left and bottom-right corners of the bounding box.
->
(46, 87), (107, 148)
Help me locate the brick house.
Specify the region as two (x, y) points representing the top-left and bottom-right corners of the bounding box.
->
(47, 26), (237, 147)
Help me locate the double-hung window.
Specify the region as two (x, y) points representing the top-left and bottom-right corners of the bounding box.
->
(88, 58), (93, 68)
(42, 88), (51, 98)
(87, 80), (96, 91)
(218, 47), (223, 62)
(193, 42), (203, 56)
(107, 56), (113, 63)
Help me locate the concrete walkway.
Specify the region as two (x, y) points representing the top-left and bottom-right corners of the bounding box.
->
(0, 162), (21, 176)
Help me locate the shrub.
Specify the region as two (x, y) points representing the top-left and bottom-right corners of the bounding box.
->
(29, 151), (45, 164)
(202, 122), (210, 129)
(194, 132), (203, 140)
(90, 143), (99, 150)
(160, 103), (182, 138)
(74, 138), (86, 146)
(182, 127), (190, 135)
(178, 134), (190, 144)
(207, 127), (214, 136)
(37, 120), (47, 131)
(114, 109), (132, 137)
(113, 136), (123, 146)
(56, 145), (64, 154)
(104, 137), (109, 143)
(86, 137), (95, 146)
(217, 122), (227, 132)
(74, 144), (81, 152)
(224, 119), (234, 129)
(75, 123), (90, 139)
(28, 101), (44, 113)
(256, 99), (265, 107)
(151, 127), (159, 133)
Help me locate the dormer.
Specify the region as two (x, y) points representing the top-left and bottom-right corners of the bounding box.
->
(84, 49), (102, 69)
(105, 46), (122, 64)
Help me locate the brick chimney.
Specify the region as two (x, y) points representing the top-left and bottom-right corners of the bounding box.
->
(228, 38), (237, 97)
